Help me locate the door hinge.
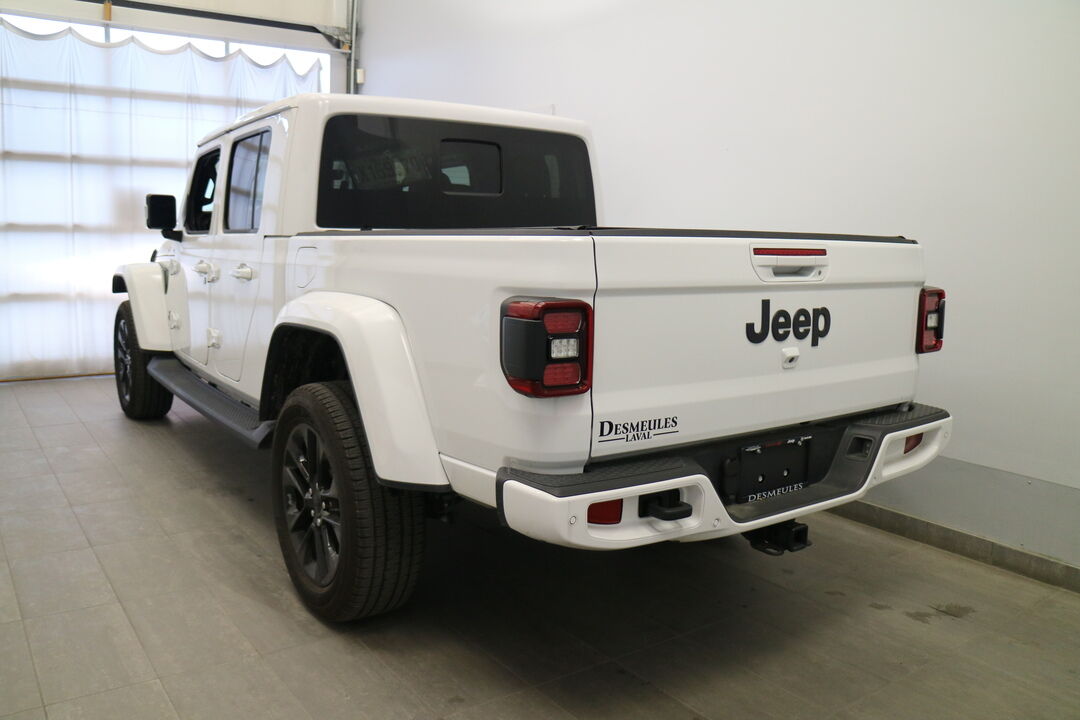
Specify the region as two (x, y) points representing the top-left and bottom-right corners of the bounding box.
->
(168, 311), (181, 330)
(207, 328), (222, 349)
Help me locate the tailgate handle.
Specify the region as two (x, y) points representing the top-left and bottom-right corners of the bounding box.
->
(751, 247), (828, 282)
(762, 263), (823, 279)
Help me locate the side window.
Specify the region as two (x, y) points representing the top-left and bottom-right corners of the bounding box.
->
(226, 130), (271, 232)
(185, 149), (219, 233)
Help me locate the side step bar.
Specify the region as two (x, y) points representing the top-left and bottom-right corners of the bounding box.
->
(148, 357), (274, 448)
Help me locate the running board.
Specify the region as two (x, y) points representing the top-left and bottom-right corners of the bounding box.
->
(148, 357), (274, 448)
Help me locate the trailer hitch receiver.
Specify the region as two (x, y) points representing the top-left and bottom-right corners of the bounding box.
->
(743, 520), (811, 556)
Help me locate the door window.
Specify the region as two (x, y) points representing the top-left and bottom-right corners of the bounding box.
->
(226, 130), (271, 232)
(185, 149), (220, 233)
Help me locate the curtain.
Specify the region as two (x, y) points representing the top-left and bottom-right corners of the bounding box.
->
(0, 20), (319, 380)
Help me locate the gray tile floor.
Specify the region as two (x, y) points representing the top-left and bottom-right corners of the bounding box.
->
(0, 376), (1077, 720)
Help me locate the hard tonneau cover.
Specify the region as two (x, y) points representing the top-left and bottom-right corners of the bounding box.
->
(587, 227), (914, 243)
(296, 226), (914, 243)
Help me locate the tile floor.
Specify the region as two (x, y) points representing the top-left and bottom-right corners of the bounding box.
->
(0, 376), (1077, 719)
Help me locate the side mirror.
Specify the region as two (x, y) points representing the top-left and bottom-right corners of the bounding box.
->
(145, 194), (181, 240)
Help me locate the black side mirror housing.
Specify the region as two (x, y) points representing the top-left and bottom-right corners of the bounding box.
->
(145, 194), (182, 240)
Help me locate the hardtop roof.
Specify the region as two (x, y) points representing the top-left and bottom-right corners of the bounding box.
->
(196, 93), (589, 147)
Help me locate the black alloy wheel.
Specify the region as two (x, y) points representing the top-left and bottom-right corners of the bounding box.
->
(113, 301), (173, 419)
(115, 315), (133, 405)
(281, 422), (343, 586)
(272, 381), (425, 621)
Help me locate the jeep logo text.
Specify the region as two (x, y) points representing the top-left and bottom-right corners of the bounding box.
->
(746, 299), (831, 346)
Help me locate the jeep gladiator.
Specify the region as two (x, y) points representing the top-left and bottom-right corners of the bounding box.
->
(113, 93), (952, 621)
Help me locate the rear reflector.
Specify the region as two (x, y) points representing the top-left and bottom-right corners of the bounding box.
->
(753, 248), (827, 256)
(587, 499), (623, 525)
(904, 433), (924, 454)
(916, 287), (946, 353)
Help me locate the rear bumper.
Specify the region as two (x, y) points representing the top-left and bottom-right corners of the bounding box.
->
(496, 403), (951, 550)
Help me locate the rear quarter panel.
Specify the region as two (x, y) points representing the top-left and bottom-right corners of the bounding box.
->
(285, 231), (596, 476)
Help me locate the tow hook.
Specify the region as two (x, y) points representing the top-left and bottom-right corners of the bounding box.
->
(743, 520), (811, 556)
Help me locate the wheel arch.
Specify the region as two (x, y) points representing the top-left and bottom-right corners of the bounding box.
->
(265, 292), (449, 490)
(260, 324), (353, 419)
(113, 263), (171, 351)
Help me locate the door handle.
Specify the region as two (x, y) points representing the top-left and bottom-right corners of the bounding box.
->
(193, 260), (219, 283)
(230, 263), (254, 281)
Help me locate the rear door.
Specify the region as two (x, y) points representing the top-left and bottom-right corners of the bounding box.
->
(589, 230), (924, 458)
(210, 125), (273, 384)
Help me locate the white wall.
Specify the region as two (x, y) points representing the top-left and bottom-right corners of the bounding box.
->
(360, 0), (1080, 485)
(359, 0), (1080, 561)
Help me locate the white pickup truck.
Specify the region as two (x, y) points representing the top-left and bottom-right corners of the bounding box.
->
(114, 93), (952, 621)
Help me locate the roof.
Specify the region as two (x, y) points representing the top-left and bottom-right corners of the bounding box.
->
(196, 93), (589, 147)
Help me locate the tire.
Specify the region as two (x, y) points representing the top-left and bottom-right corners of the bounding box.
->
(114, 301), (173, 420)
(272, 381), (426, 622)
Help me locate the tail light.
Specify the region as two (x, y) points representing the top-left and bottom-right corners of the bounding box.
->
(501, 297), (592, 397)
(916, 287), (946, 353)
(904, 433), (924, 454)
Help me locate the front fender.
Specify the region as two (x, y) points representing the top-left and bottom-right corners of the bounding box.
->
(114, 263), (171, 351)
(275, 292), (448, 489)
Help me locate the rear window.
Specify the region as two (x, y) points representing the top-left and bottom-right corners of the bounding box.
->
(439, 140), (501, 194)
(317, 114), (595, 229)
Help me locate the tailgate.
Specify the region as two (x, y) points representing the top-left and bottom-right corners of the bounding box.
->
(590, 229), (923, 458)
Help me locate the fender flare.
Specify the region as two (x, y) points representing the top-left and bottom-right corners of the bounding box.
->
(114, 263), (171, 351)
(273, 291), (449, 489)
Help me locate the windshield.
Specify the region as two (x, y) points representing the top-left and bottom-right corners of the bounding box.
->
(317, 114), (595, 229)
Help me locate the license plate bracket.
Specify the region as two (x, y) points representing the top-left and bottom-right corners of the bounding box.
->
(736, 435), (812, 503)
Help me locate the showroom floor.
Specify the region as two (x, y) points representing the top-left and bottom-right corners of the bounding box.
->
(0, 376), (1076, 720)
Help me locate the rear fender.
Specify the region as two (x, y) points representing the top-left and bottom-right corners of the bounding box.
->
(274, 291), (448, 489)
(113, 263), (171, 351)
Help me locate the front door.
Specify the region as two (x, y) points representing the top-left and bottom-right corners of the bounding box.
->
(167, 147), (220, 367)
(211, 127), (273, 383)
